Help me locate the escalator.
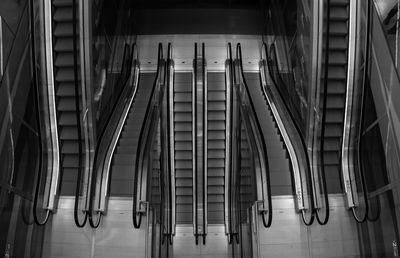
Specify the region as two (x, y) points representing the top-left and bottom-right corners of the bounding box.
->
(207, 72), (227, 224)
(245, 73), (292, 195)
(173, 72), (193, 224)
(109, 73), (155, 196)
(52, 0), (80, 195)
(322, 0), (349, 192)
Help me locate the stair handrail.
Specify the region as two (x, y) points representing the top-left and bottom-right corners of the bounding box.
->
(235, 43), (272, 228)
(132, 43), (165, 228)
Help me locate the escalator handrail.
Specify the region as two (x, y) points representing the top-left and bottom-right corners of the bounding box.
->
(132, 43), (164, 228)
(30, 0), (50, 226)
(352, 0), (372, 223)
(235, 43), (272, 228)
(166, 42), (174, 242)
(72, 0), (89, 228)
(315, 0), (331, 225)
(262, 42), (315, 226)
(193, 42), (199, 243)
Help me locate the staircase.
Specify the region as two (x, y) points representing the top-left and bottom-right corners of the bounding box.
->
(173, 73), (193, 224)
(52, 0), (80, 195)
(109, 73), (155, 196)
(322, 0), (349, 193)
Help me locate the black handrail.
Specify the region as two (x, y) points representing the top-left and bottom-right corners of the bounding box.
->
(72, 0), (88, 228)
(30, 0), (50, 226)
(353, 0), (382, 223)
(193, 42), (199, 244)
(201, 42), (206, 245)
(132, 43), (164, 228)
(236, 43), (272, 228)
(166, 42), (173, 244)
(264, 43), (315, 226)
(315, 0), (331, 226)
(226, 42), (239, 244)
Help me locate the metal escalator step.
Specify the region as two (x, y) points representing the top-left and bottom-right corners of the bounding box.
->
(207, 168), (224, 177)
(324, 152), (340, 165)
(326, 95), (345, 109)
(330, 6), (348, 21)
(328, 50), (347, 64)
(208, 203), (224, 211)
(59, 112), (77, 125)
(326, 109), (344, 123)
(331, 0), (349, 6)
(60, 127), (77, 139)
(175, 169), (193, 178)
(174, 122), (192, 132)
(208, 177), (224, 186)
(325, 124), (343, 137)
(56, 83), (75, 96)
(175, 160), (193, 169)
(327, 82), (346, 94)
(208, 186), (224, 195)
(208, 121), (225, 130)
(207, 149), (225, 159)
(329, 36), (347, 50)
(62, 154), (79, 167)
(174, 92), (192, 102)
(208, 131), (225, 140)
(208, 72), (225, 83)
(115, 146), (136, 153)
(175, 151), (193, 160)
(176, 188), (192, 196)
(175, 142), (192, 151)
(174, 73), (192, 83)
(61, 142), (78, 154)
(208, 92), (226, 101)
(54, 38), (75, 52)
(176, 178), (192, 187)
(176, 195), (193, 204)
(175, 113), (192, 122)
(55, 53), (74, 67)
(56, 68), (75, 82)
(208, 111), (225, 120)
(208, 159), (224, 168)
(53, 7), (73, 22)
(329, 21), (348, 36)
(174, 103), (192, 112)
(53, 0), (72, 7)
(208, 102), (226, 111)
(207, 195), (224, 203)
(175, 131), (192, 141)
(53, 23), (75, 37)
(328, 66), (347, 79)
(323, 138), (341, 151)
(57, 97), (75, 111)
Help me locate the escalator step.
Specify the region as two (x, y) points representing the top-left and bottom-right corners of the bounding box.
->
(60, 127), (78, 139)
(54, 38), (75, 52)
(57, 97), (75, 111)
(59, 112), (77, 125)
(53, 7), (73, 22)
